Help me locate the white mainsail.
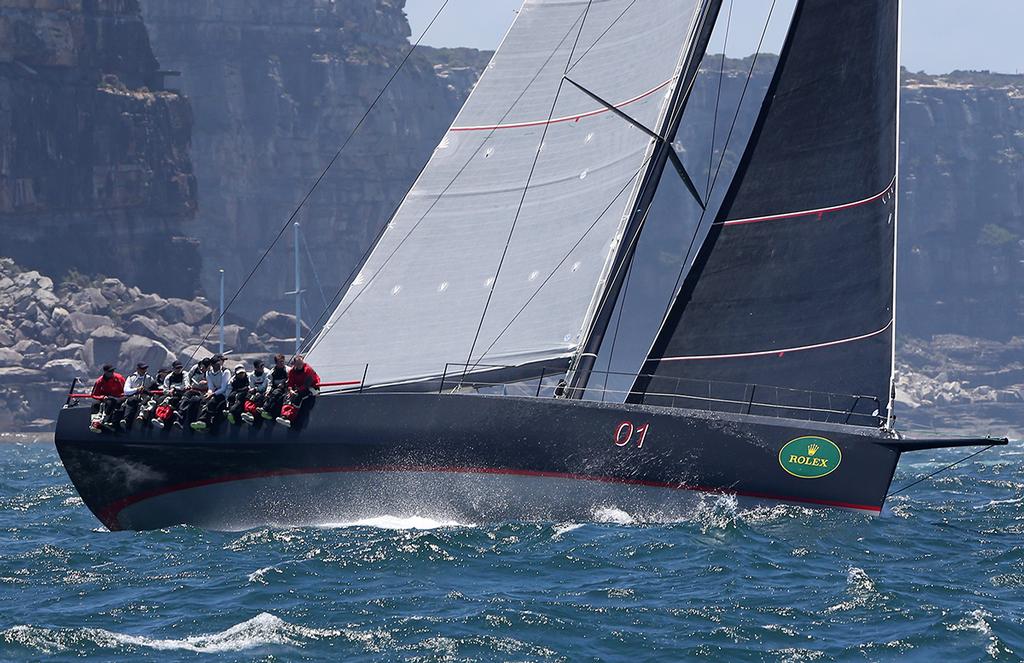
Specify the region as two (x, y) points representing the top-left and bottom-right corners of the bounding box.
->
(308, 0), (703, 386)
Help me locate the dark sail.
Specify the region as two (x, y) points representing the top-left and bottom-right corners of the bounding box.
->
(631, 0), (899, 425)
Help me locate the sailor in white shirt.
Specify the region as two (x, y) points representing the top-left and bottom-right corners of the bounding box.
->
(120, 362), (156, 430)
(191, 355), (232, 431)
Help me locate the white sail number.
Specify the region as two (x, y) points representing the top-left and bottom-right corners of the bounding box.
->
(613, 421), (650, 449)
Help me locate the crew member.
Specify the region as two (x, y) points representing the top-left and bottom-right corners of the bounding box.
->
(89, 364), (125, 432)
(276, 354), (320, 428)
(240, 359), (269, 425)
(225, 364), (251, 425)
(152, 361), (188, 429)
(258, 354), (290, 421)
(191, 355), (231, 431)
(177, 357), (211, 429)
(120, 362), (156, 430)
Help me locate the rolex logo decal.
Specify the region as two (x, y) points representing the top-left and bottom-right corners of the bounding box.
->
(779, 436), (842, 479)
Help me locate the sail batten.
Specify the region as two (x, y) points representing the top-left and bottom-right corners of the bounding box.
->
(308, 0), (703, 386)
(630, 0), (899, 426)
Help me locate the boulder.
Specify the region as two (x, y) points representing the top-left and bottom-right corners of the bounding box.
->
(84, 331), (127, 370)
(90, 325), (130, 343)
(34, 288), (59, 312)
(124, 316), (192, 352)
(162, 298), (213, 326)
(42, 359), (89, 382)
(36, 326), (58, 345)
(67, 312), (114, 336)
(51, 343), (86, 361)
(82, 287), (111, 311)
(50, 307), (70, 325)
(0, 348), (23, 367)
(14, 270), (52, 291)
(119, 293), (168, 316)
(13, 339), (43, 355)
(100, 278), (128, 301)
(0, 367), (45, 386)
(256, 311), (309, 340)
(178, 344), (214, 365)
(222, 324), (246, 352)
(118, 335), (175, 372)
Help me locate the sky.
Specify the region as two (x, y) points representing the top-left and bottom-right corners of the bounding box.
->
(406, 0), (1024, 75)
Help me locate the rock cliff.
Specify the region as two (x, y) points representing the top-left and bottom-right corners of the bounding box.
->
(0, 0), (200, 297)
(900, 71), (1024, 341)
(139, 0), (488, 320)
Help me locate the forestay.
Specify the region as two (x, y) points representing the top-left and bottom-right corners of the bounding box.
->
(308, 0), (703, 386)
(631, 0), (899, 425)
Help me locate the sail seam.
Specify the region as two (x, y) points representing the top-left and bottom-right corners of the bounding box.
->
(717, 175), (897, 227)
(652, 320), (892, 362)
(450, 78), (673, 132)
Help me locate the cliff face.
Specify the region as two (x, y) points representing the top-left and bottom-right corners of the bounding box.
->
(0, 0), (200, 297)
(140, 0), (487, 320)
(900, 71), (1024, 340)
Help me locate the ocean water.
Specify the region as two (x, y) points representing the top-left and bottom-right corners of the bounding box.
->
(1, 436), (1022, 662)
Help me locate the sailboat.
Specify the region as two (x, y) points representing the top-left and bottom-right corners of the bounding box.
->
(55, 0), (1006, 531)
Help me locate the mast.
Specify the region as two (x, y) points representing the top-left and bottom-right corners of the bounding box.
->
(887, 0), (903, 430)
(568, 0), (723, 396)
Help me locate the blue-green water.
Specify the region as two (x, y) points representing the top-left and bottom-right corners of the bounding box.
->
(1, 437), (1022, 661)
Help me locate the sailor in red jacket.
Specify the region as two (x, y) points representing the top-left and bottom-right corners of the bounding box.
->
(277, 355), (320, 428)
(90, 364), (125, 432)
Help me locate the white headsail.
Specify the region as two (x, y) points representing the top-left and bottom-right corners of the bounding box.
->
(308, 0), (703, 386)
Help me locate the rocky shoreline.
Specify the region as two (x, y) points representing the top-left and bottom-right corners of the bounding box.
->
(0, 258), (301, 431)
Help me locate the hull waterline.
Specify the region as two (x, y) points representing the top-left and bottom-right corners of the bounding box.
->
(55, 393), (903, 531)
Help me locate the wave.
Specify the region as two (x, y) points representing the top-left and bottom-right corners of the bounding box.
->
(1, 613), (345, 655)
(592, 507), (635, 525)
(552, 522), (584, 538)
(316, 515), (474, 530)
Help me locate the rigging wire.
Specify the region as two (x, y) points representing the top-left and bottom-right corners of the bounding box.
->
(299, 225), (329, 309)
(460, 0), (596, 381)
(658, 0), (779, 325)
(886, 445), (996, 498)
(706, 0), (734, 198)
(600, 255), (635, 398)
(471, 151), (658, 366)
(302, 10), (592, 357)
(185, 0), (451, 365)
(566, 0), (639, 74)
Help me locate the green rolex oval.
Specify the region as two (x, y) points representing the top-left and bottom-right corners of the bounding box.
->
(779, 436), (842, 479)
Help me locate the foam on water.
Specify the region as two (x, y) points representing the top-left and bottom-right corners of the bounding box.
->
(2, 613), (342, 655)
(592, 506), (635, 525)
(317, 515), (474, 530)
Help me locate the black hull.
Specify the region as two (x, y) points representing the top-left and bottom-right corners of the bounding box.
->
(55, 393), (903, 531)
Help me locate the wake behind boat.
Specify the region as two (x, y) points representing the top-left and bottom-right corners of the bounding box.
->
(56, 0), (1007, 531)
